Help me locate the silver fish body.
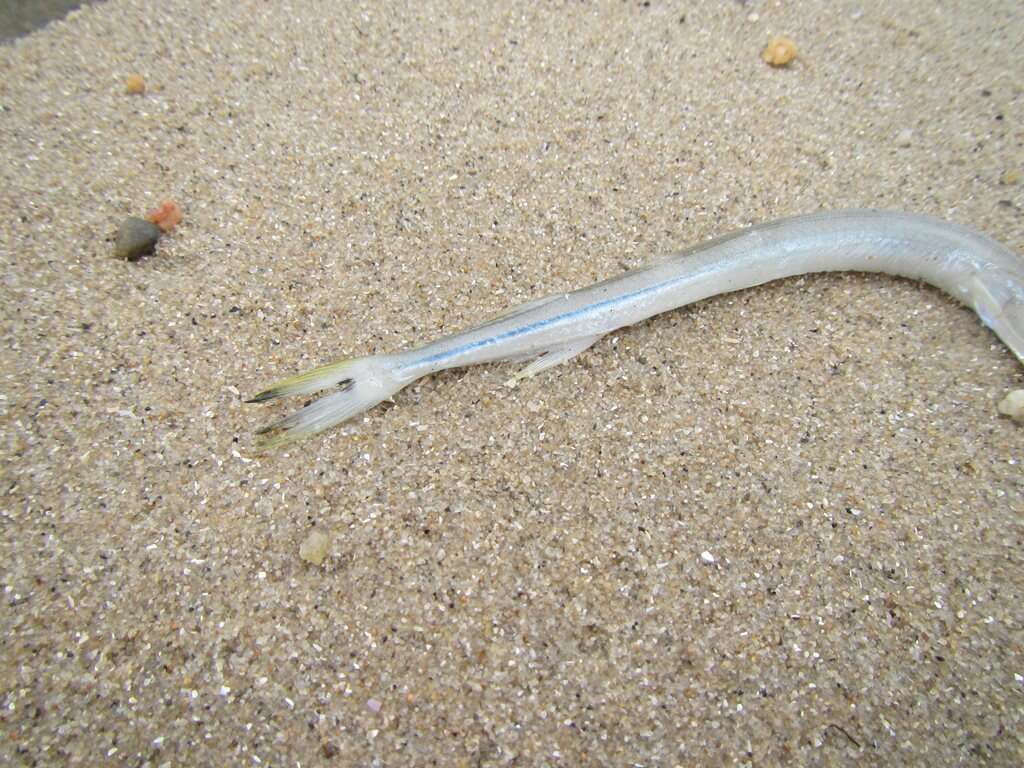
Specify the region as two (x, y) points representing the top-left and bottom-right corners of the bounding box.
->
(250, 210), (1024, 447)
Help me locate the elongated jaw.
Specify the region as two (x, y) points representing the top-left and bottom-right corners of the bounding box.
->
(248, 355), (410, 450)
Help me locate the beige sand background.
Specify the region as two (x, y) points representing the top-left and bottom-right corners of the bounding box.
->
(1, 0), (1022, 764)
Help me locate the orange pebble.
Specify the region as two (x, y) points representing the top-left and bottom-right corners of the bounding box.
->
(145, 200), (183, 233)
(125, 74), (146, 94)
(762, 37), (797, 67)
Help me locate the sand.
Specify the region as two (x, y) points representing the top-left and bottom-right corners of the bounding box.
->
(1, 0), (1022, 764)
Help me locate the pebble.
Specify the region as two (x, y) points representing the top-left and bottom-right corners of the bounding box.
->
(146, 200), (184, 232)
(701, 551), (716, 564)
(125, 74), (146, 94)
(896, 128), (914, 147)
(113, 216), (161, 261)
(299, 529), (332, 565)
(997, 390), (1024, 422)
(762, 37), (797, 67)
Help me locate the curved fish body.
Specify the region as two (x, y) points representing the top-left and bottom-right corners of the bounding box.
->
(249, 210), (1024, 448)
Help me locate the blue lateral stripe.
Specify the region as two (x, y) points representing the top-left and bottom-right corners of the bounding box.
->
(406, 269), (696, 369)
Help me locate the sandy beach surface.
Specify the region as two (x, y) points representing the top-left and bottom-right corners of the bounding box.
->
(1, 0), (1022, 764)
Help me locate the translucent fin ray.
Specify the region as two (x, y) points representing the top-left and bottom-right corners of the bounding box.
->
(504, 335), (602, 387)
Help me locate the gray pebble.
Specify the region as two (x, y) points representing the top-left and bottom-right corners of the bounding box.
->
(114, 216), (162, 261)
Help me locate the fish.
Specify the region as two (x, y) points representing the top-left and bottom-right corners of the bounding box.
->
(248, 210), (1024, 449)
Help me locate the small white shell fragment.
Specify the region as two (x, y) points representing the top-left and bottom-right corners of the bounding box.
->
(299, 529), (331, 565)
(700, 550), (716, 564)
(997, 389), (1024, 421)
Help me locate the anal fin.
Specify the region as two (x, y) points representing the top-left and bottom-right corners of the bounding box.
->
(504, 335), (602, 388)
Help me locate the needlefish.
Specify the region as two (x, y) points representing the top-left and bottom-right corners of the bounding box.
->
(248, 210), (1024, 448)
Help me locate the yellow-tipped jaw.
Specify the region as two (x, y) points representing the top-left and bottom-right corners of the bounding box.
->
(246, 359), (357, 404)
(248, 355), (409, 450)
